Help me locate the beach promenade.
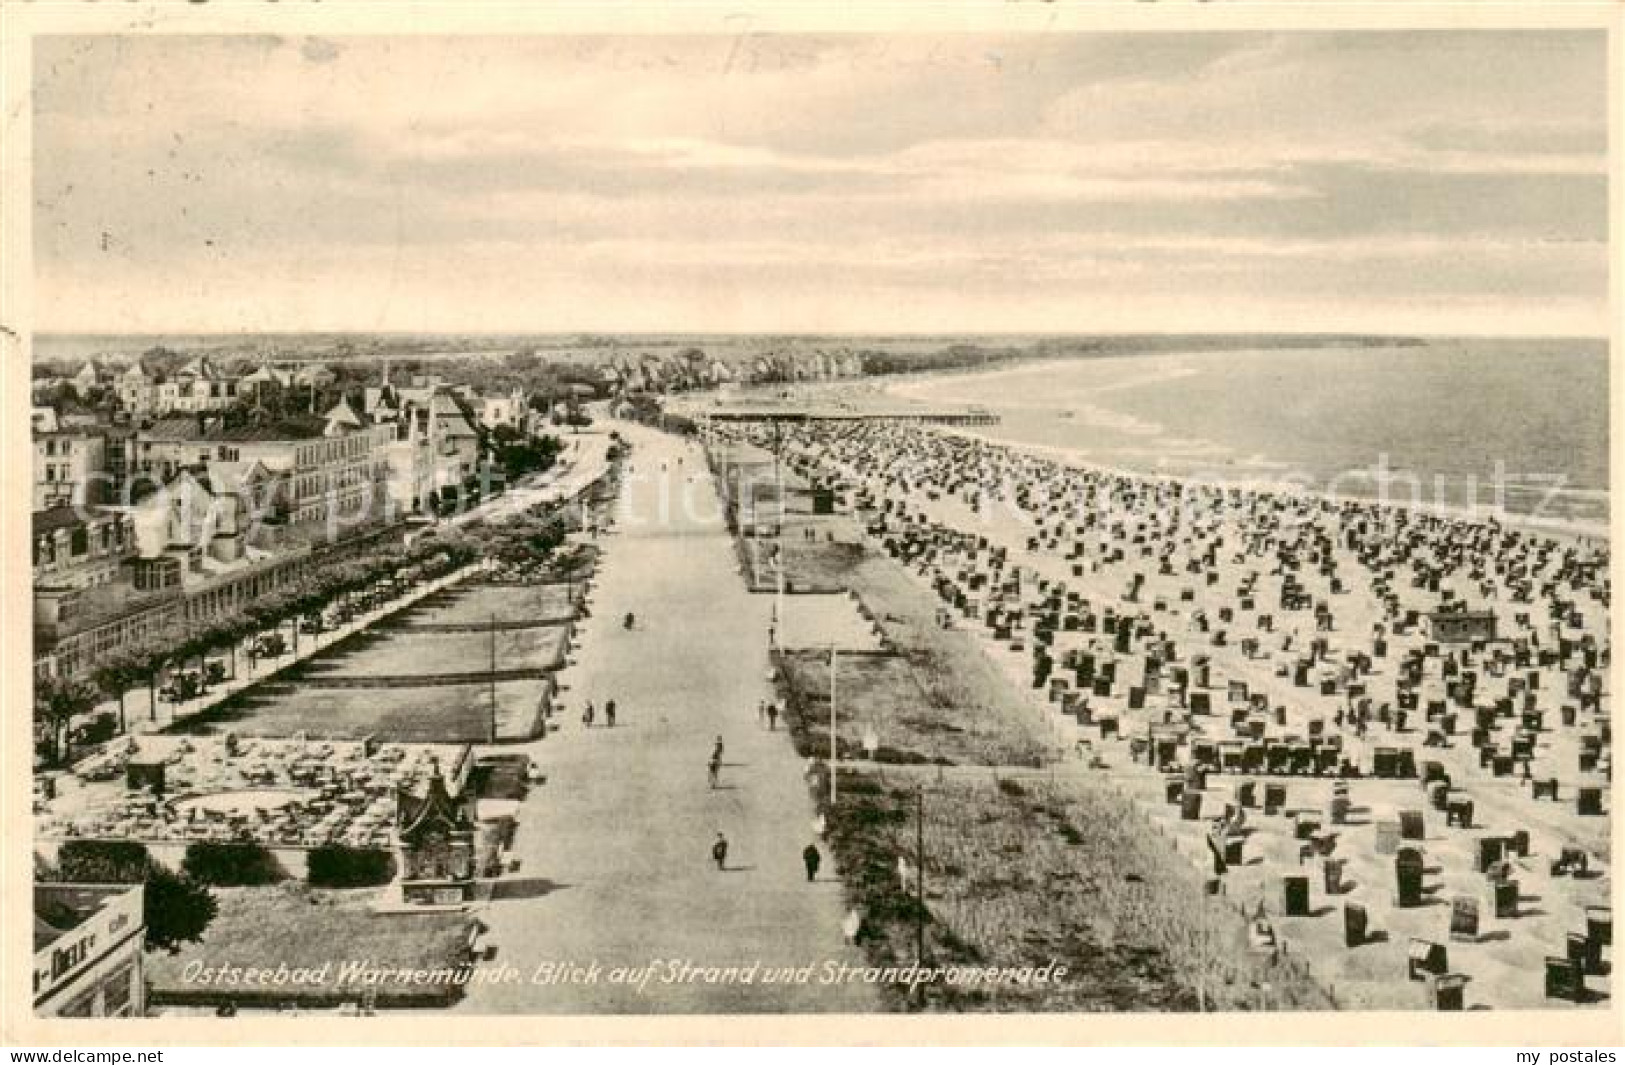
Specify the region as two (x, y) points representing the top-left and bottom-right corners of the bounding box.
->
(457, 421), (875, 1013)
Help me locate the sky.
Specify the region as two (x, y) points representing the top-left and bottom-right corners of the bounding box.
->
(31, 31), (1609, 336)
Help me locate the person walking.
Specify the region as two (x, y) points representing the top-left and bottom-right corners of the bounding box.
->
(757, 700), (767, 727)
(708, 754), (721, 789)
(605, 700), (617, 728)
(582, 701), (595, 728)
(712, 832), (729, 871)
(842, 908), (862, 946)
(766, 703), (779, 731)
(712, 735), (725, 764)
(802, 843), (822, 882)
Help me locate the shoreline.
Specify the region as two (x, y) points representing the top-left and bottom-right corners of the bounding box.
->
(925, 421), (1610, 544)
(862, 357), (1610, 543)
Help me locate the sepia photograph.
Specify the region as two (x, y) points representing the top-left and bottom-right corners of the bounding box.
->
(4, 2), (1620, 1046)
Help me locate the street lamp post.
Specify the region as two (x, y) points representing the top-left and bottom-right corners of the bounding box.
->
(775, 550), (785, 644)
(915, 784), (926, 998)
(488, 612), (498, 745)
(772, 417), (784, 540)
(828, 644), (839, 805)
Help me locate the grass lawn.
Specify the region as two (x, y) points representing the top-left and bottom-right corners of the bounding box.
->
(392, 583), (578, 627)
(769, 514), (1053, 767)
(709, 458), (1053, 765)
(146, 883), (475, 1008)
(779, 651), (1044, 767)
(823, 767), (1333, 1012)
(741, 535), (867, 594)
(295, 626), (568, 679)
(176, 677), (550, 743)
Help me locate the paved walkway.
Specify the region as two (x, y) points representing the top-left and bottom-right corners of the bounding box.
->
(457, 422), (875, 1014)
(448, 432), (611, 527)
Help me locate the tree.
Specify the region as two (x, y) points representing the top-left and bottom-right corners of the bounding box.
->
(506, 349), (541, 373)
(35, 675), (96, 765)
(205, 609), (256, 681)
(491, 429), (563, 481)
(143, 863), (220, 953)
(131, 642), (170, 723)
(93, 656), (142, 735)
(49, 839), (218, 953)
(172, 629), (212, 702)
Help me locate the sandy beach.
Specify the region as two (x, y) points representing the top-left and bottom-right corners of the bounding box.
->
(858, 356), (1613, 543)
(714, 413), (1612, 1010)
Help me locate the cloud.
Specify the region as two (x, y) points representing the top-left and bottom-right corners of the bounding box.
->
(29, 31), (1608, 336)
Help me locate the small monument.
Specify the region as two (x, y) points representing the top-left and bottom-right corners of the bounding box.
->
(394, 760), (478, 906)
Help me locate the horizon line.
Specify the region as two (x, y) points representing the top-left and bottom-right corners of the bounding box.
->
(30, 329), (1612, 343)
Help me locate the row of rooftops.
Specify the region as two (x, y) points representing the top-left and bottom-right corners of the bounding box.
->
(40, 367), (490, 444)
(32, 504), (126, 537)
(52, 355), (334, 385)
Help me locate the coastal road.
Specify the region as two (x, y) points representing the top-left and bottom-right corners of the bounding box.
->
(448, 431), (611, 528)
(457, 420), (876, 1013)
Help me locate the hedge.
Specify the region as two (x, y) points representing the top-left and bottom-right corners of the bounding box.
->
(306, 845), (396, 888)
(52, 839), (219, 953)
(181, 842), (286, 886)
(57, 839), (151, 884)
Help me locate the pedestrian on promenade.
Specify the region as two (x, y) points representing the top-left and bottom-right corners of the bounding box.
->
(582, 702), (595, 728)
(712, 832), (729, 870)
(766, 703), (779, 731)
(712, 735), (725, 764)
(605, 700), (617, 727)
(802, 843), (821, 882)
(842, 908), (862, 945)
(708, 755), (721, 789)
(757, 700), (767, 726)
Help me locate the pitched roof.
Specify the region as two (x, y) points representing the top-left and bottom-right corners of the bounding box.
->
(143, 413), (328, 442)
(430, 392), (481, 437)
(324, 398), (363, 429)
(33, 505), (118, 536)
(143, 416), (206, 441)
(396, 766), (471, 837)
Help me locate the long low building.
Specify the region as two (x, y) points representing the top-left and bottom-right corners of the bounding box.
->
(32, 514), (413, 683)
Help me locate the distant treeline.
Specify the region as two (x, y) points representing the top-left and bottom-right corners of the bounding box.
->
(854, 333), (1425, 377)
(36, 333), (1429, 396)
